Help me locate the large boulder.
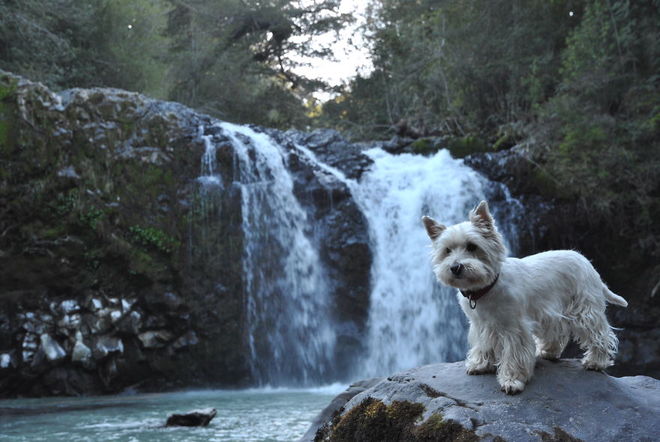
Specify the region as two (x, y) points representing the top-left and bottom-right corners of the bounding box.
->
(309, 359), (659, 441)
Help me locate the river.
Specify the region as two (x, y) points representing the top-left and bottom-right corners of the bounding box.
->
(0, 385), (342, 441)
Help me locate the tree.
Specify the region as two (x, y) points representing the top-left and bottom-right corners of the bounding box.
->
(164, 0), (352, 127)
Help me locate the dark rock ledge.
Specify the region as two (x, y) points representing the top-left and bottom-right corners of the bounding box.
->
(304, 360), (659, 442)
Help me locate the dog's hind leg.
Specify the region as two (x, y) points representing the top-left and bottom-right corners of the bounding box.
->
(535, 320), (570, 361)
(496, 327), (536, 394)
(571, 306), (618, 371)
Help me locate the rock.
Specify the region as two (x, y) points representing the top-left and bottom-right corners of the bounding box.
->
(117, 310), (142, 335)
(311, 360), (660, 441)
(277, 129), (373, 180)
(165, 408), (217, 427)
(93, 336), (124, 359)
(71, 339), (93, 367)
(57, 165), (80, 180)
(138, 330), (174, 349)
(0, 353), (13, 369)
(38, 334), (66, 362)
(58, 300), (80, 315)
(171, 330), (199, 350)
(301, 378), (383, 442)
(87, 297), (103, 312)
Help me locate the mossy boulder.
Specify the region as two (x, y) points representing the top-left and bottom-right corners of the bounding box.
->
(306, 360), (659, 441)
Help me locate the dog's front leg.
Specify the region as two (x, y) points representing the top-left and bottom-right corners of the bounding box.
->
(465, 322), (497, 375)
(496, 327), (536, 395)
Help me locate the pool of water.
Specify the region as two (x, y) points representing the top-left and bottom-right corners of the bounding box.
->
(0, 385), (343, 441)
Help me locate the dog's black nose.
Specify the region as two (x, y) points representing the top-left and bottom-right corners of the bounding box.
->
(450, 263), (464, 276)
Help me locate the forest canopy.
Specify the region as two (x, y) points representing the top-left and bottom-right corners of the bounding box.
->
(1, 0), (659, 254)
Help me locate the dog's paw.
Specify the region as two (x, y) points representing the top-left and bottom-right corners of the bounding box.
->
(582, 360), (607, 371)
(500, 379), (525, 395)
(466, 364), (496, 375)
(540, 350), (560, 361)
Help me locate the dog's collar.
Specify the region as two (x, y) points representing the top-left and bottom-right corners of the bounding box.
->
(460, 273), (499, 309)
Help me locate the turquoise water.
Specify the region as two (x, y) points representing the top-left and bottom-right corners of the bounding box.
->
(0, 385), (342, 441)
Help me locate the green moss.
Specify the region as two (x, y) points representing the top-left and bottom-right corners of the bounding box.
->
(410, 138), (440, 155)
(530, 167), (565, 199)
(537, 426), (583, 442)
(316, 397), (479, 442)
(129, 225), (179, 254)
(447, 135), (488, 158)
(493, 132), (514, 151)
(127, 248), (167, 278)
(412, 414), (479, 442)
(0, 78), (18, 154)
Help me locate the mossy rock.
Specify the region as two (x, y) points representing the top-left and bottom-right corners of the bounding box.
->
(410, 138), (441, 156)
(316, 397), (479, 442)
(446, 135), (488, 158)
(0, 74), (18, 155)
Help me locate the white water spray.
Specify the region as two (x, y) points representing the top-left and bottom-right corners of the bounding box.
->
(219, 123), (337, 385)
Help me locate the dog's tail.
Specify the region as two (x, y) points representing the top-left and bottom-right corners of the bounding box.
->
(603, 286), (628, 307)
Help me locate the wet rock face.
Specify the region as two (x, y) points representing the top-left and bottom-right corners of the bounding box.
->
(276, 129), (374, 180)
(309, 360), (660, 442)
(0, 70), (247, 396)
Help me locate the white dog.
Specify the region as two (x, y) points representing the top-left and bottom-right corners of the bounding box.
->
(422, 201), (628, 394)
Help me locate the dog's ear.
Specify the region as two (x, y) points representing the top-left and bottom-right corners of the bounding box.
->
(470, 200), (494, 229)
(422, 216), (446, 240)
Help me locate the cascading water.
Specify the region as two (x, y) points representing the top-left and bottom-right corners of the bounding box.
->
(215, 123), (336, 386)
(197, 122), (522, 385)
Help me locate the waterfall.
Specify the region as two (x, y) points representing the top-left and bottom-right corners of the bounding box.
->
(350, 148), (481, 376)
(217, 123), (336, 386)
(197, 123), (522, 384)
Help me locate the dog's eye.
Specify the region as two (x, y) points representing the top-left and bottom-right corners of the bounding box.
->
(466, 243), (477, 252)
(445, 247), (451, 254)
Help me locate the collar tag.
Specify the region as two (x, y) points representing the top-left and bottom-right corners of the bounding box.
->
(460, 273), (500, 309)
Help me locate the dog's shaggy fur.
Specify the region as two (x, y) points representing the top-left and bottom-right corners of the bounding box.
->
(422, 201), (628, 394)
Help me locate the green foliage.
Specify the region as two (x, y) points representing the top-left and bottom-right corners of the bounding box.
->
(446, 135), (488, 159)
(80, 208), (105, 230)
(163, 0), (349, 128)
(534, 0), (660, 248)
(129, 225), (178, 254)
(319, 0), (581, 139)
(0, 0), (348, 128)
(52, 190), (80, 217)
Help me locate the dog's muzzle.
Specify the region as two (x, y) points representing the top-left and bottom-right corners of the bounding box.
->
(450, 263), (464, 277)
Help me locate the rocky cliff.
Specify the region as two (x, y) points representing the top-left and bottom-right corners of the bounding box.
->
(306, 359), (659, 441)
(0, 71), (371, 396)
